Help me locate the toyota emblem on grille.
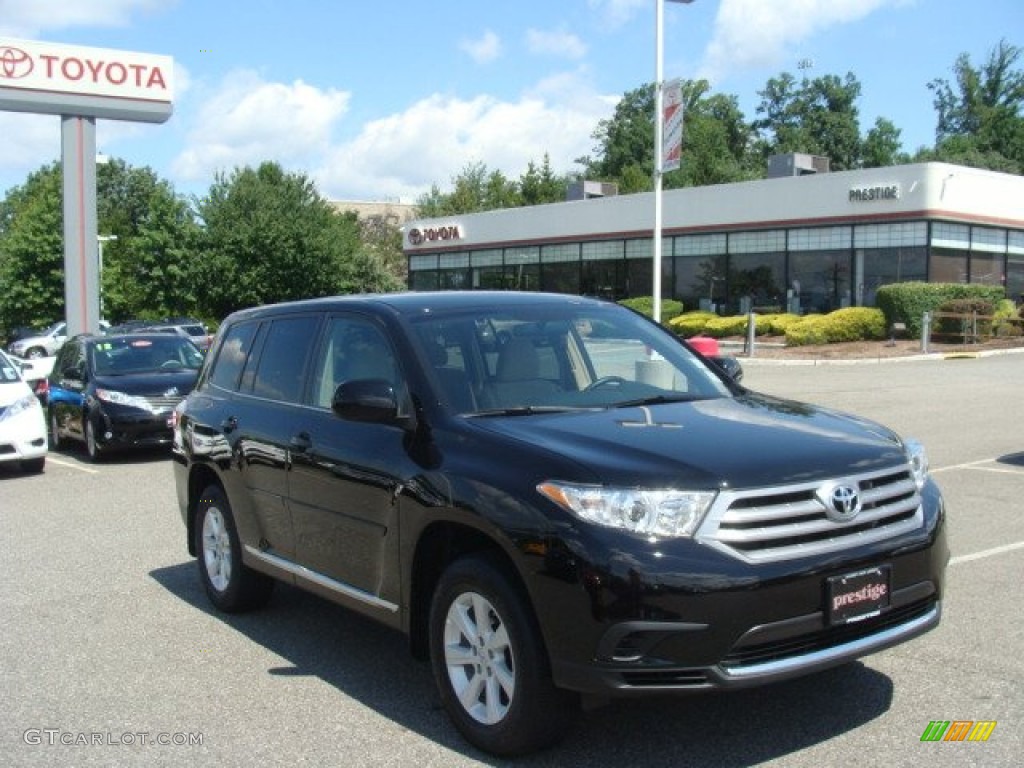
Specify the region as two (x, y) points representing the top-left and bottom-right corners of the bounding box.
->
(164, 387), (180, 397)
(817, 482), (862, 522)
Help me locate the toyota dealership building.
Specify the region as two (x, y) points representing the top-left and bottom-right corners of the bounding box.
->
(403, 162), (1024, 315)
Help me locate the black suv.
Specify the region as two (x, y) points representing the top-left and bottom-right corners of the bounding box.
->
(172, 292), (947, 756)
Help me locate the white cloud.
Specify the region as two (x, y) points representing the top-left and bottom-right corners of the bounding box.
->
(171, 70), (349, 182)
(587, 0), (647, 29)
(0, 113), (61, 190)
(526, 28), (588, 60)
(313, 74), (614, 203)
(0, 0), (168, 37)
(459, 30), (502, 64)
(699, 0), (902, 82)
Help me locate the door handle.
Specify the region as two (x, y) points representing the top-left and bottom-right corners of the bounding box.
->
(221, 416), (238, 433)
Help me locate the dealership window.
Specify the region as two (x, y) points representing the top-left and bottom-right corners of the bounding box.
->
(504, 246), (540, 291)
(969, 227), (1006, 285)
(929, 223), (970, 283)
(582, 240), (625, 299)
(728, 230), (790, 313)
(540, 243), (581, 295)
(470, 249), (504, 289)
(625, 238), (660, 298)
(1007, 232), (1024, 303)
(674, 234), (726, 311)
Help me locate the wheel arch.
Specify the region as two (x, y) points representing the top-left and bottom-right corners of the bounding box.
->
(408, 521), (547, 667)
(186, 464), (222, 556)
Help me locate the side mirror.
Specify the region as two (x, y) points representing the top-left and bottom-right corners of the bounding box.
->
(709, 355), (744, 384)
(332, 379), (401, 424)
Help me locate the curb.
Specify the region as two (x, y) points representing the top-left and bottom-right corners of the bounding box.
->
(735, 345), (1024, 366)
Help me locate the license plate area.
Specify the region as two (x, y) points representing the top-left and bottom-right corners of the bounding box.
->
(827, 565), (890, 625)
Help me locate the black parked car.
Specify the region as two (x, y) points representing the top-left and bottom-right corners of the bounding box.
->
(172, 292), (947, 756)
(49, 333), (203, 460)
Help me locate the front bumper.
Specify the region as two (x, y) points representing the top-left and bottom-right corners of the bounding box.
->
(91, 405), (178, 450)
(538, 486), (947, 696)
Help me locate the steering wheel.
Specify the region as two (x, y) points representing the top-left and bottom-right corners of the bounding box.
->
(160, 359), (183, 369)
(584, 375), (628, 392)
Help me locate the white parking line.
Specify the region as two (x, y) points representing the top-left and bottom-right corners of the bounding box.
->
(950, 541), (1024, 566)
(932, 458), (1024, 474)
(47, 456), (99, 474)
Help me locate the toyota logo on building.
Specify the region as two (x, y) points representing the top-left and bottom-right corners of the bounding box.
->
(407, 224), (462, 246)
(817, 481), (862, 522)
(0, 47), (34, 79)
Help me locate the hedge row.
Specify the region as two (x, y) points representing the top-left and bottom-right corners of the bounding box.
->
(875, 282), (1005, 336)
(784, 307), (887, 346)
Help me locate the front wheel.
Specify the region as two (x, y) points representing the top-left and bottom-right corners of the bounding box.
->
(195, 484), (274, 612)
(429, 555), (578, 757)
(84, 418), (104, 462)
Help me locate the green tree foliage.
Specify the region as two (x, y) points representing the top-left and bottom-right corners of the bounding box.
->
(927, 39), (1024, 171)
(0, 163), (64, 330)
(194, 162), (376, 319)
(753, 72), (864, 170)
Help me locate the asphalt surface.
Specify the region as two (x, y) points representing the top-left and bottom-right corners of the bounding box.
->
(2, 351), (1022, 767)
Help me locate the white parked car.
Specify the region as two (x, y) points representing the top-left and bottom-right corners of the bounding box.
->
(0, 349), (48, 473)
(8, 320), (109, 359)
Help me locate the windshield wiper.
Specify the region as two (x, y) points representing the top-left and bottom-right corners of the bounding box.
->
(470, 405), (597, 418)
(609, 394), (702, 409)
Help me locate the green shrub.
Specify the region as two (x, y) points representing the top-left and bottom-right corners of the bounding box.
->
(935, 298), (995, 338)
(668, 311), (716, 336)
(760, 313), (802, 336)
(703, 315), (749, 338)
(994, 299), (1017, 320)
(875, 282), (1005, 336)
(618, 296), (684, 322)
(821, 307), (887, 342)
(785, 315), (828, 346)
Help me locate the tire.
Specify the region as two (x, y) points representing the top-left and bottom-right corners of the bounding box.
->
(20, 457), (45, 473)
(195, 484), (274, 612)
(429, 554), (579, 757)
(49, 410), (63, 451)
(84, 418), (103, 462)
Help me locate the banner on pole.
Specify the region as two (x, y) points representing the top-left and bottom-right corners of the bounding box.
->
(662, 78), (684, 172)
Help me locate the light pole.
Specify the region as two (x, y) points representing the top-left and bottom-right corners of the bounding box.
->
(97, 235), (117, 318)
(653, 0), (694, 324)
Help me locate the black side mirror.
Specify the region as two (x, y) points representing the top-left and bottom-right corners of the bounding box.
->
(332, 379), (401, 424)
(709, 355), (744, 384)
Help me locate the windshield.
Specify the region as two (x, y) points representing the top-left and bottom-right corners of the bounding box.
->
(410, 301), (733, 415)
(0, 351), (24, 383)
(90, 337), (204, 376)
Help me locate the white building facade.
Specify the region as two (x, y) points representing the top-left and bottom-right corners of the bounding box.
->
(403, 162), (1024, 314)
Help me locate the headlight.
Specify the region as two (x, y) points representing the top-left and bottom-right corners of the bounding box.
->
(0, 393), (40, 422)
(537, 481), (715, 537)
(904, 438), (929, 490)
(95, 388), (152, 411)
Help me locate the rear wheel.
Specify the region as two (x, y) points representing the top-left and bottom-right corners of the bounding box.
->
(195, 484), (274, 612)
(429, 554), (578, 756)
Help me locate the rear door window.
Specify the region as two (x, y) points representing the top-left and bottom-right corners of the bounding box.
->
(250, 316), (321, 403)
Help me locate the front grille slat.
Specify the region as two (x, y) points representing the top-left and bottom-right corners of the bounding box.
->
(698, 465), (923, 563)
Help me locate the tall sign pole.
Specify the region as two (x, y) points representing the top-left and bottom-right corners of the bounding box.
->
(652, 0), (693, 324)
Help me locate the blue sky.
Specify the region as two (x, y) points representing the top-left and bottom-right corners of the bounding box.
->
(0, 0), (1019, 203)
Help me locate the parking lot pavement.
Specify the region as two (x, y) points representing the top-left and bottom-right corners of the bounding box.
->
(1, 354), (1022, 767)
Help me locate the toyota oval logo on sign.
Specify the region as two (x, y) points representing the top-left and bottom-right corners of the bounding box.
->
(0, 46), (33, 79)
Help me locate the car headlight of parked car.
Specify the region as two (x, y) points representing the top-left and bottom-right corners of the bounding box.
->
(94, 388), (152, 411)
(0, 392), (42, 423)
(538, 481), (716, 537)
(904, 438), (929, 490)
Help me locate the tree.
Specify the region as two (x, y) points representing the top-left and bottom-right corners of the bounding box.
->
(928, 39), (1024, 171)
(861, 118), (908, 168)
(753, 72), (866, 170)
(519, 154), (566, 205)
(0, 163), (64, 331)
(194, 162), (370, 319)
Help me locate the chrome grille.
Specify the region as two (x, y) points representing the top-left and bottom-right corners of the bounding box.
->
(144, 395), (185, 412)
(696, 466), (922, 563)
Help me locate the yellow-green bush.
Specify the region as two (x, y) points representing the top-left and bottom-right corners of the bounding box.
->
(704, 315), (749, 338)
(759, 313), (802, 336)
(785, 315), (828, 346)
(668, 311), (716, 336)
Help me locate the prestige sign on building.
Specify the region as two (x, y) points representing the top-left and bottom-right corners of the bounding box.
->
(0, 37), (173, 121)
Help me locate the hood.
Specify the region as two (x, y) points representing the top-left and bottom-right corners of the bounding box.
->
(467, 393), (906, 489)
(93, 370), (199, 396)
(0, 380), (34, 407)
